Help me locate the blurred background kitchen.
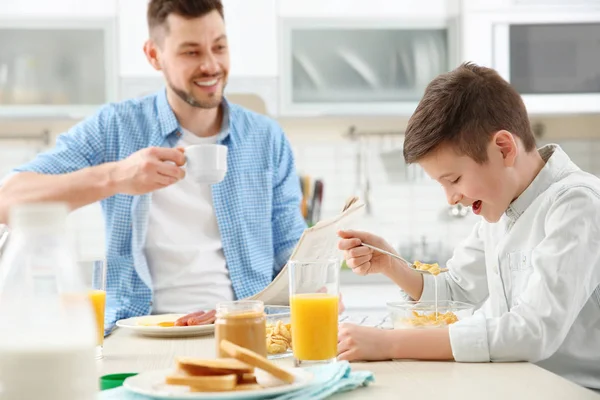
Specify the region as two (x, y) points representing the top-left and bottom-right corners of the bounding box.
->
(0, 0), (599, 295)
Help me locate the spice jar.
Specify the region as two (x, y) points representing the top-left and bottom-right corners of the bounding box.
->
(214, 300), (267, 358)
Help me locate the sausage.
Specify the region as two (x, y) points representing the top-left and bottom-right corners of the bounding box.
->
(174, 310), (206, 326)
(187, 309), (217, 326)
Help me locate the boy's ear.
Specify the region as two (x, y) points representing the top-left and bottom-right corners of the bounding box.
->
(494, 130), (518, 167)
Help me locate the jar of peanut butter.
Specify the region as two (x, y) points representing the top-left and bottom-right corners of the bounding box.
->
(214, 300), (267, 358)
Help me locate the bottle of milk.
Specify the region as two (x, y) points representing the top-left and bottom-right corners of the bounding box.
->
(0, 202), (97, 400)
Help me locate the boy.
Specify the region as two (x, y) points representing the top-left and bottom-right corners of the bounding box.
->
(337, 63), (600, 389)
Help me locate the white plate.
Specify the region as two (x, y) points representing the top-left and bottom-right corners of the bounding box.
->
(116, 314), (215, 338)
(123, 368), (314, 399)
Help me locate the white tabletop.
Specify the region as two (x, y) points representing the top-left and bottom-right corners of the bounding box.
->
(99, 328), (600, 400)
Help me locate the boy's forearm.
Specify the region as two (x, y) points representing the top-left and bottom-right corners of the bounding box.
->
(0, 163), (120, 224)
(387, 327), (454, 360)
(383, 259), (425, 300)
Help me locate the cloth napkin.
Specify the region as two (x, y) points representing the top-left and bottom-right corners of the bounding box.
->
(98, 360), (374, 400)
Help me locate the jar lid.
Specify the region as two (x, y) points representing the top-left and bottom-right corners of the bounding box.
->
(216, 300), (264, 317)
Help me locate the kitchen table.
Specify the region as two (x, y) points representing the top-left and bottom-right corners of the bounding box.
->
(99, 328), (599, 399)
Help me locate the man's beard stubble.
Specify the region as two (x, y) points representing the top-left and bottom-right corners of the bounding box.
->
(167, 74), (226, 109)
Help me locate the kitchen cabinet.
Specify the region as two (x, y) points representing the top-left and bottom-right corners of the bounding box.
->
(0, 18), (118, 119)
(279, 18), (458, 116)
(0, 0), (116, 18)
(462, 9), (600, 114)
(278, 0), (457, 19)
(222, 0), (279, 115)
(224, 0), (278, 78)
(462, 0), (599, 12)
(117, 0), (159, 78)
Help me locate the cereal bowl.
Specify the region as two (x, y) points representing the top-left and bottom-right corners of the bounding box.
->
(387, 300), (475, 329)
(265, 306), (293, 359)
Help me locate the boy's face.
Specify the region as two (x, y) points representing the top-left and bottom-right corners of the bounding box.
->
(418, 132), (518, 223)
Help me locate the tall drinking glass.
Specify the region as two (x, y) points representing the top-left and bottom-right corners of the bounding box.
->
(289, 258), (340, 367)
(80, 259), (106, 360)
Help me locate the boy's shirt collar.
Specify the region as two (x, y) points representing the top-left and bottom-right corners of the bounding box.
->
(506, 144), (577, 220)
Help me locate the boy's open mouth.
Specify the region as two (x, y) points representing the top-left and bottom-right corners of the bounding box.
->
(472, 200), (482, 215)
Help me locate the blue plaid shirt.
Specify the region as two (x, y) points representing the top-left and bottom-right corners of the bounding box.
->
(13, 89), (307, 332)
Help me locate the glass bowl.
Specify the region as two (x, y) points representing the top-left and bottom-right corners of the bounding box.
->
(387, 300), (474, 329)
(264, 306), (292, 359)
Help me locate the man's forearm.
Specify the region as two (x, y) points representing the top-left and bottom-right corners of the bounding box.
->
(0, 163), (120, 224)
(387, 327), (454, 360)
(383, 259), (425, 300)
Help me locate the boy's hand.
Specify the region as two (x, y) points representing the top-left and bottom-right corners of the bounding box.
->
(338, 230), (396, 275)
(337, 323), (393, 362)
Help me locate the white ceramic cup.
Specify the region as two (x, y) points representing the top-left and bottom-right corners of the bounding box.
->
(184, 144), (228, 184)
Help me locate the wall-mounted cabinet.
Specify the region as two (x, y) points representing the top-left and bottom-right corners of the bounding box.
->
(279, 18), (458, 116)
(462, 9), (600, 114)
(0, 18), (117, 119)
(0, 0), (116, 18)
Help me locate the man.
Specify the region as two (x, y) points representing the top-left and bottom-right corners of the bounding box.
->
(0, 0), (306, 331)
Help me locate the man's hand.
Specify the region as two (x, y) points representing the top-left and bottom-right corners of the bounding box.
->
(111, 147), (186, 195)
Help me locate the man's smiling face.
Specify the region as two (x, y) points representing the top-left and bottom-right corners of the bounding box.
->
(151, 10), (230, 109)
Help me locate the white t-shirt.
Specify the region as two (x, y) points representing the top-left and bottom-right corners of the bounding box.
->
(144, 128), (234, 314)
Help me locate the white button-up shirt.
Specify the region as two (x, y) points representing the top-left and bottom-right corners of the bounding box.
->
(418, 144), (600, 389)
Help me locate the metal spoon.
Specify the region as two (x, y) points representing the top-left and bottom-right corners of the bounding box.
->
(360, 242), (448, 275)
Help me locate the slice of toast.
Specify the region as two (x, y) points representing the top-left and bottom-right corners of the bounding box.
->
(176, 357), (254, 376)
(190, 383), (263, 392)
(219, 340), (296, 384)
(166, 371), (237, 392)
(238, 372), (257, 384)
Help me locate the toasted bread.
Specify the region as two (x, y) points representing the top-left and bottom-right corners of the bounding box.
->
(176, 357), (254, 376)
(166, 371), (237, 392)
(238, 372), (257, 384)
(233, 383), (263, 391)
(219, 340), (296, 384)
(189, 383), (263, 392)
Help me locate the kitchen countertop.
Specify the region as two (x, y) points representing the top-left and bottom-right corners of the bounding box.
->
(99, 327), (600, 399)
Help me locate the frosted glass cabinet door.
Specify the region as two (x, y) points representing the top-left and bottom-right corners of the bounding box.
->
(0, 24), (114, 109)
(508, 23), (600, 94)
(288, 28), (448, 104)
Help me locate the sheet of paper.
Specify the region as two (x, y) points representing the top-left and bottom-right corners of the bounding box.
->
(245, 201), (365, 305)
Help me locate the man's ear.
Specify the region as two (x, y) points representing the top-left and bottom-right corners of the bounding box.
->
(493, 130), (518, 167)
(144, 39), (162, 71)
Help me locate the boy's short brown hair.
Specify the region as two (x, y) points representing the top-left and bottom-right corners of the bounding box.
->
(147, 0), (224, 38)
(403, 62), (536, 164)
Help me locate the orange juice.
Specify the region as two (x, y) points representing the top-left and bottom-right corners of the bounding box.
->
(290, 293), (338, 361)
(88, 290), (106, 345)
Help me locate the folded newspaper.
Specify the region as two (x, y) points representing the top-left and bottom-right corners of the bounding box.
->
(246, 200), (365, 305)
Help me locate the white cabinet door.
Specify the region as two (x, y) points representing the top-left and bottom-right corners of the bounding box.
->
(462, 10), (600, 114)
(279, 0), (457, 19)
(223, 0), (277, 77)
(462, 0), (600, 12)
(117, 0), (159, 77)
(0, 0), (116, 18)
(279, 18), (458, 117)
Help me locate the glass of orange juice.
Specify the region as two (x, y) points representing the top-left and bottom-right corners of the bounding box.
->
(289, 258), (340, 367)
(86, 260), (106, 360)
